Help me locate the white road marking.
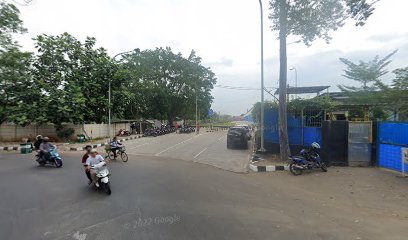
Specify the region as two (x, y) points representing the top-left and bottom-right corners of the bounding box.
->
(193, 148), (208, 159)
(218, 136), (225, 141)
(133, 142), (153, 149)
(155, 136), (197, 156)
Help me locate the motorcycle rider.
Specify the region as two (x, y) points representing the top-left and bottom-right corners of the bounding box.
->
(110, 136), (122, 159)
(34, 135), (43, 150)
(39, 137), (54, 161)
(85, 149), (105, 187)
(82, 145), (93, 184)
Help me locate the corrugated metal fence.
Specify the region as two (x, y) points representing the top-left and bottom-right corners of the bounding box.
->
(378, 122), (408, 172)
(264, 109), (323, 147)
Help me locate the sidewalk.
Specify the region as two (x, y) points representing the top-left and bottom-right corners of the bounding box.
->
(0, 135), (143, 152)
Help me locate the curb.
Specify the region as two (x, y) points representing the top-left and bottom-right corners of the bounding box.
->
(249, 163), (289, 172)
(65, 135), (143, 151)
(0, 135), (143, 152)
(0, 146), (20, 151)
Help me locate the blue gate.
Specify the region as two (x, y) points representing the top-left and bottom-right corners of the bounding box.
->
(377, 122), (408, 172)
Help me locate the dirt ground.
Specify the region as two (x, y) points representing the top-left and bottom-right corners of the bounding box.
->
(250, 167), (408, 240)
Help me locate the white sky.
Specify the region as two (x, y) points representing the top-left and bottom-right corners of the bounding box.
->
(14, 0), (408, 115)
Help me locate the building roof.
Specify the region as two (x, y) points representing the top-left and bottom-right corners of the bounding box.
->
(274, 86), (330, 95)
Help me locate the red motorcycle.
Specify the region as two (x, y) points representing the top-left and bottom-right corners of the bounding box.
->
(117, 129), (131, 136)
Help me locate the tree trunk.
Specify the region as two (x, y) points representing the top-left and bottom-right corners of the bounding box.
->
(278, 0), (291, 161)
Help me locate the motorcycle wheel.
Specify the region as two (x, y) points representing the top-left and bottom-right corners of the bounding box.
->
(55, 159), (63, 168)
(121, 152), (128, 162)
(289, 161), (303, 176)
(320, 162), (328, 172)
(108, 151), (115, 160)
(103, 182), (111, 195)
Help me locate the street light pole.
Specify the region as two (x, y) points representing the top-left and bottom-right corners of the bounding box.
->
(259, 0), (266, 152)
(195, 94), (198, 134)
(109, 49), (139, 140)
(290, 67), (297, 98)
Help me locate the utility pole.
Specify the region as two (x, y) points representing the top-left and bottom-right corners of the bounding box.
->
(290, 67), (297, 99)
(259, 0), (266, 152)
(110, 49), (138, 140)
(196, 94), (198, 134)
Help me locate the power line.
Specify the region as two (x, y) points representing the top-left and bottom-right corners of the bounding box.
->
(215, 85), (277, 91)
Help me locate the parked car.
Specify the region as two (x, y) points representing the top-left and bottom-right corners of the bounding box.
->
(237, 125), (251, 140)
(227, 127), (249, 149)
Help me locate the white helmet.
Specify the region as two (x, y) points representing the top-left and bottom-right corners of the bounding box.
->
(36, 135), (43, 140)
(311, 142), (321, 149)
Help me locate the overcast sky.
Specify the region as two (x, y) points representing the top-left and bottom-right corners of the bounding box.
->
(14, 0), (408, 115)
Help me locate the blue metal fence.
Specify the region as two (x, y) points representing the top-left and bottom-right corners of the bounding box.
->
(264, 109), (322, 146)
(378, 122), (408, 172)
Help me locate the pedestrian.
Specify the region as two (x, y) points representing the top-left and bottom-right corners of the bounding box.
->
(175, 122), (179, 134)
(197, 122), (200, 134)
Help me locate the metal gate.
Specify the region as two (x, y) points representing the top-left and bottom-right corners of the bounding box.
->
(348, 122), (372, 167)
(322, 121), (348, 166)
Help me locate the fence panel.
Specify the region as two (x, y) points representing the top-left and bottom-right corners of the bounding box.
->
(348, 122), (372, 167)
(378, 122), (408, 172)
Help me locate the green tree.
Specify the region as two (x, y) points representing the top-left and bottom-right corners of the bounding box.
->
(31, 33), (118, 127)
(268, 0), (377, 160)
(0, 47), (36, 125)
(0, 2), (34, 125)
(339, 50), (397, 91)
(0, 1), (26, 48)
(119, 47), (216, 123)
(375, 67), (408, 120)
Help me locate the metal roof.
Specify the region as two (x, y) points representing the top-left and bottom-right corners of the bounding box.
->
(274, 86), (330, 95)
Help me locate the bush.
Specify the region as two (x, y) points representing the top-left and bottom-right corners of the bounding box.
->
(56, 127), (75, 140)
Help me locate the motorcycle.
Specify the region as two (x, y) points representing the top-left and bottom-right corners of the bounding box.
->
(289, 147), (327, 176)
(35, 148), (63, 168)
(90, 161), (111, 195)
(117, 129), (131, 137)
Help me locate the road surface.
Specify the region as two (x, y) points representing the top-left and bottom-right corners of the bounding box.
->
(0, 132), (407, 240)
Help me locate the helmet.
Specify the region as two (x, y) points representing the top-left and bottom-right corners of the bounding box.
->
(43, 137), (49, 142)
(311, 142), (321, 150)
(36, 135), (43, 140)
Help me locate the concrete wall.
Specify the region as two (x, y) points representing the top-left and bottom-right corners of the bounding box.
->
(0, 123), (131, 141)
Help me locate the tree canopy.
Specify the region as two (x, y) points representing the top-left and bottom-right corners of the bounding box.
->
(0, 3), (217, 128)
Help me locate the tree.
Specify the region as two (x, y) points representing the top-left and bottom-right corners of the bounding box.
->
(119, 47), (216, 123)
(339, 50), (397, 91)
(0, 1), (26, 48)
(375, 67), (408, 120)
(31, 33), (118, 127)
(0, 2), (34, 125)
(0, 47), (35, 125)
(268, 0), (377, 161)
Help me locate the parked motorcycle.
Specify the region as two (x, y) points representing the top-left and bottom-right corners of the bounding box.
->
(117, 129), (131, 137)
(289, 142), (327, 176)
(35, 148), (63, 168)
(89, 161), (111, 195)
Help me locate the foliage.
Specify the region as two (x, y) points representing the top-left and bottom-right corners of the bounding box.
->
(56, 127), (75, 140)
(0, 1), (26, 48)
(251, 101), (278, 123)
(375, 67), (408, 119)
(119, 47), (216, 123)
(0, 47), (35, 125)
(339, 50), (397, 91)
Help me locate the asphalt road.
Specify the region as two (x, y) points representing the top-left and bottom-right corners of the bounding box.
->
(1, 132), (407, 240)
(123, 131), (251, 173)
